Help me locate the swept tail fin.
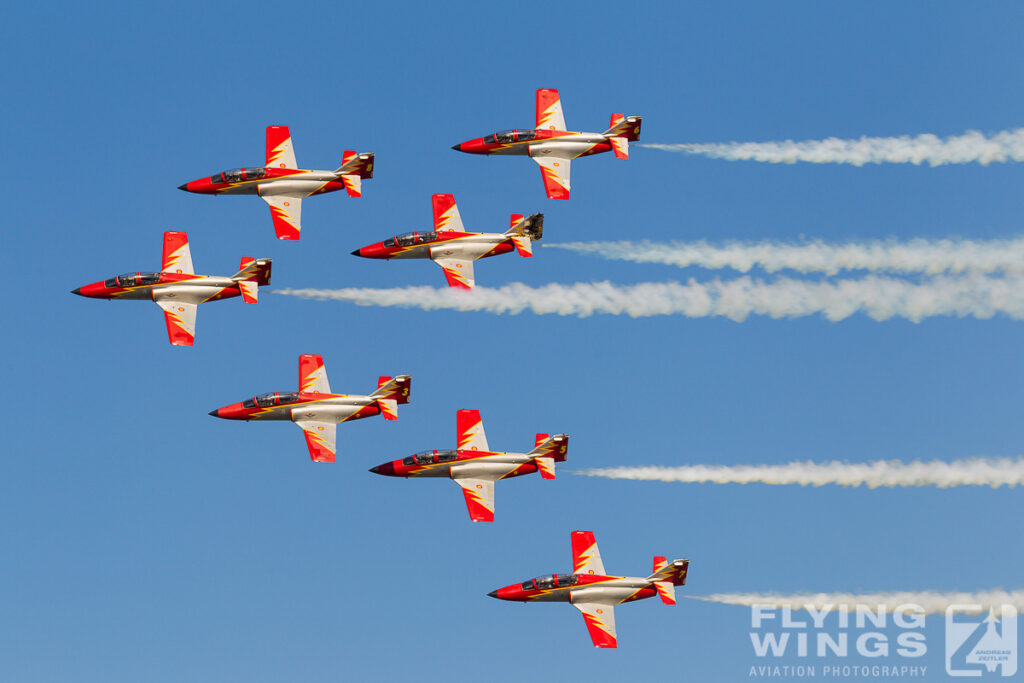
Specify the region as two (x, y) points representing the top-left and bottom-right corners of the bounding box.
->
(231, 257), (271, 304)
(334, 151), (375, 197)
(647, 557), (690, 602)
(505, 212), (543, 257)
(371, 374), (411, 407)
(528, 432), (567, 480)
(603, 114), (642, 141)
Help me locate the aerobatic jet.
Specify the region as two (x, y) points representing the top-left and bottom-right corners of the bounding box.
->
(369, 409), (567, 521)
(208, 354), (410, 462)
(488, 531), (690, 648)
(452, 88), (641, 200)
(71, 231), (271, 346)
(179, 125), (374, 240)
(351, 194), (543, 289)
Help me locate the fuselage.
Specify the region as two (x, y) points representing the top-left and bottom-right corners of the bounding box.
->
(211, 392), (383, 423)
(370, 447), (557, 479)
(453, 129), (611, 158)
(490, 573), (658, 605)
(179, 166), (349, 197)
(353, 231), (516, 261)
(72, 272), (244, 303)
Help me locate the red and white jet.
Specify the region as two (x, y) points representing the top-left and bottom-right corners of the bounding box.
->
(72, 231), (271, 346)
(452, 88), (642, 200)
(208, 354), (410, 462)
(179, 125), (374, 240)
(488, 531), (690, 648)
(369, 409), (567, 521)
(351, 194), (543, 289)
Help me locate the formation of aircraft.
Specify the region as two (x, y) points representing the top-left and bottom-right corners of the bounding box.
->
(351, 194), (543, 288)
(208, 354), (410, 462)
(76, 105), (682, 648)
(179, 125), (374, 240)
(452, 88), (642, 200)
(488, 531), (690, 648)
(72, 231), (271, 346)
(369, 409), (567, 521)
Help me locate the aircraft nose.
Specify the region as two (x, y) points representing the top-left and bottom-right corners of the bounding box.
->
(369, 462), (396, 476)
(177, 183), (188, 191)
(487, 590), (499, 599)
(451, 143), (462, 152)
(350, 248), (361, 257)
(208, 409), (219, 417)
(71, 287), (82, 296)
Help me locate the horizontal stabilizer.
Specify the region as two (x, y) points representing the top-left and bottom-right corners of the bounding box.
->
(534, 456), (555, 479)
(239, 280), (258, 303)
(609, 136), (628, 159)
(378, 398), (398, 421)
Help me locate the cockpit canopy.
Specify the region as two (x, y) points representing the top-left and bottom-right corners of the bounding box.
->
(383, 231), (437, 248)
(210, 167), (267, 184)
(483, 129), (538, 145)
(520, 574), (578, 591)
(402, 449), (458, 466)
(103, 272), (161, 288)
(242, 392), (301, 409)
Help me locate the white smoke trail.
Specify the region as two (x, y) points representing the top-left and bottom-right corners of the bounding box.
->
(572, 457), (1024, 489)
(689, 591), (1024, 615)
(546, 237), (1024, 276)
(641, 128), (1024, 166)
(275, 274), (1024, 322)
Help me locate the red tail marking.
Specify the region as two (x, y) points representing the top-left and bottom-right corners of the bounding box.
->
(535, 433), (549, 448)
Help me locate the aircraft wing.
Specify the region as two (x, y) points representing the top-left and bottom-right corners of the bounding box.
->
(261, 193), (304, 240)
(571, 530), (606, 576)
(536, 88), (566, 131)
(299, 354), (331, 394)
(161, 231), (194, 274)
(456, 409), (489, 452)
(453, 478), (494, 522)
(155, 300), (197, 346)
(433, 257), (475, 289)
(572, 601), (618, 648)
(432, 194), (466, 232)
(294, 419), (336, 462)
(532, 154), (571, 200)
(266, 125), (297, 169)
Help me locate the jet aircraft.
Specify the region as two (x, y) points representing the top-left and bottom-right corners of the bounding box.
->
(488, 531), (689, 648)
(351, 194), (543, 289)
(71, 231), (271, 346)
(369, 409), (567, 521)
(452, 88), (641, 200)
(209, 354), (410, 462)
(179, 125), (374, 240)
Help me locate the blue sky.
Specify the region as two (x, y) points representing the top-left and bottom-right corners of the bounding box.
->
(4, 2), (1024, 680)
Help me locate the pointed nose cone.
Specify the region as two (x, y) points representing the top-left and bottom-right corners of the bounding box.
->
(177, 183), (188, 191)
(369, 461), (396, 476)
(451, 143), (462, 152)
(71, 287), (82, 296)
(350, 248), (361, 257)
(208, 409), (219, 417)
(487, 589), (499, 599)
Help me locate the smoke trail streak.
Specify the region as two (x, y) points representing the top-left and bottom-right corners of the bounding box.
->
(641, 128), (1024, 166)
(546, 238), (1024, 276)
(275, 275), (1024, 322)
(689, 591), (1024, 615)
(572, 457), (1024, 489)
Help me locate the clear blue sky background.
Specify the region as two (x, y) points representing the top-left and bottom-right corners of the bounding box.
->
(3, 2), (1023, 680)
